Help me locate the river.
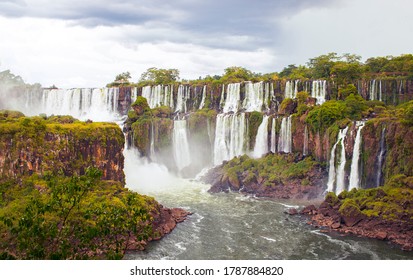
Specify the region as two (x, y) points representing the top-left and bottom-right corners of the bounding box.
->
(123, 149), (412, 260)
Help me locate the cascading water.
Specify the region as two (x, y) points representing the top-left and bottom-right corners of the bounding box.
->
(172, 118), (191, 171)
(199, 85), (207, 110)
(243, 81), (266, 112)
(303, 125), (309, 156)
(270, 117), (276, 153)
(311, 80), (327, 105)
(326, 127), (348, 194)
(176, 85), (190, 113)
(142, 85), (164, 108)
(252, 115), (269, 158)
(349, 122), (365, 190)
(222, 83), (241, 113)
(38, 88), (120, 121)
(376, 127), (387, 187)
(5, 85), (411, 260)
(277, 116), (292, 153)
(213, 113), (247, 165)
(285, 80), (299, 99)
(369, 80), (376, 101)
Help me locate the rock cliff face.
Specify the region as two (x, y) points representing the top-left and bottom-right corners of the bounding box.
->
(0, 114), (125, 183)
(203, 154), (327, 200)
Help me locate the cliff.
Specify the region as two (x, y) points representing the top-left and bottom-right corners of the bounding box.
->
(203, 154), (326, 200)
(0, 112), (125, 183)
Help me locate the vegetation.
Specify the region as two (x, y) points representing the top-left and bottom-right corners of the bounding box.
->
(106, 71), (132, 87)
(326, 174), (413, 222)
(221, 153), (319, 187)
(0, 168), (158, 259)
(139, 67), (180, 86)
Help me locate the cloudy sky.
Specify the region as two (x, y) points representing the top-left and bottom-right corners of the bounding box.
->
(0, 0), (412, 87)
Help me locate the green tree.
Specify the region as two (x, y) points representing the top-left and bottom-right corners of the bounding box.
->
(220, 66), (254, 83)
(139, 67), (180, 85)
(307, 52), (340, 79)
(107, 72), (132, 87)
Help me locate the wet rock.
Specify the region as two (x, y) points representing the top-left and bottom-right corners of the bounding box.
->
(300, 205), (317, 215)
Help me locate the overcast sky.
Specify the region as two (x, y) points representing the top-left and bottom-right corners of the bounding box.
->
(0, 0), (412, 87)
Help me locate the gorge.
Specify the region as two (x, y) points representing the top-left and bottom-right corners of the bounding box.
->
(1, 57), (413, 259)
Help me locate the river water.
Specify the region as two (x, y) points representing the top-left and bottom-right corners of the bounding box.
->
(123, 150), (412, 260)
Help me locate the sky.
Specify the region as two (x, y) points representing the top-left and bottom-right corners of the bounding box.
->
(0, 0), (412, 88)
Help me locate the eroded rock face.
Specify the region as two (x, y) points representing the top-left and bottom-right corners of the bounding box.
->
(203, 154), (327, 200)
(0, 120), (125, 183)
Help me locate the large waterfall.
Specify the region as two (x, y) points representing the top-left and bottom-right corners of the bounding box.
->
(38, 88), (119, 121)
(243, 81), (268, 112)
(176, 85), (190, 113)
(222, 83), (241, 113)
(277, 116), (292, 153)
(285, 80), (299, 99)
(252, 115), (269, 158)
(172, 119), (191, 171)
(213, 113), (247, 165)
(327, 127), (348, 194)
(311, 80), (327, 105)
(348, 122), (365, 190)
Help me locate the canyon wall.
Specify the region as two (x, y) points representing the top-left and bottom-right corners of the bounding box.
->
(0, 113), (125, 183)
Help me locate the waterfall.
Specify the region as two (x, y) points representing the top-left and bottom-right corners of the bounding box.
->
(176, 85), (190, 113)
(326, 127), (348, 194)
(142, 85), (164, 108)
(378, 80), (382, 101)
(131, 87), (138, 103)
(252, 115), (269, 158)
(277, 116), (292, 153)
(199, 85), (207, 110)
(172, 119), (191, 171)
(222, 83), (241, 113)
(213, 113), (247, 165)
(243, 81), (265, 112)
(270, 117), (276, 153)
(369, 80), (376, 101)
(348, 122), (365, 190)
(285, 80), (299, 99)
(38, 88), (120, 121)
(311, 80), (327, 105)
(376, 127), (387, 187)
(303, 125), (309, 156)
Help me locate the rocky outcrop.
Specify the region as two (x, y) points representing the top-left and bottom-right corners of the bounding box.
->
(203, 154), (327, 200)
(151, 206), (191, 240)
(302, 202), (413, 251)
(0, 116), (125, 183)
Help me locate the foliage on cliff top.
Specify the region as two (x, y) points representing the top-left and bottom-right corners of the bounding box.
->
(222, 153), (319, 187)
(0, 114), (123, 144)
(327, 174), (413, 223)
(138, 67), (180, 86)
(305, 94), (372, 133)
(0, 168), (158, 260)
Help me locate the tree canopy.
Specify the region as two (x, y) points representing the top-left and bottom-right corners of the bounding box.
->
(139, 67), (180, 85)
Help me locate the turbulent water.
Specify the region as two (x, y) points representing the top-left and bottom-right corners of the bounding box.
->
(8, 86), (412, 260)
(123, 156), (411, 260)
